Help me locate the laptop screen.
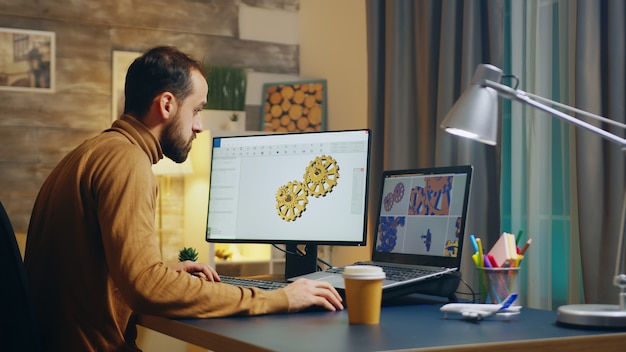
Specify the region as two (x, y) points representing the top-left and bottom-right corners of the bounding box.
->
(372, 165), (473, 268)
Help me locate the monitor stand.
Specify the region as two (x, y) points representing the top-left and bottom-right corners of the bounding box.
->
(284, 243), (318, 279)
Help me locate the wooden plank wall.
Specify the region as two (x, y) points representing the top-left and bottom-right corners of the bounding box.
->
(0, 0), (299, 233)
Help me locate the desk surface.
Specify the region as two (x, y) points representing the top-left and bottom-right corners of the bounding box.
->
(139, 302), (626, 352)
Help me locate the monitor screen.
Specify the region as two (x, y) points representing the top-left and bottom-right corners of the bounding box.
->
(206, 129), (372, 277)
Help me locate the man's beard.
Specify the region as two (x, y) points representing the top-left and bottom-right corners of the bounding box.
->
(161, 118), (193, 163)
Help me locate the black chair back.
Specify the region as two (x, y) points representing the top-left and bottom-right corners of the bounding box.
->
(0, 201), (45, 351)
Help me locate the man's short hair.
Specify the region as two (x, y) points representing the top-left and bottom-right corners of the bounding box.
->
(123, 46), (203, 119)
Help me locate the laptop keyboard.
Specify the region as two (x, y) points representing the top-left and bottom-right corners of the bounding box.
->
(326, 264), (446, 281)
(219, 275), (288, 290)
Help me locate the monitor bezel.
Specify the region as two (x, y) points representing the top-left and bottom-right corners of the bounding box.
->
(205, 129), (372, 248)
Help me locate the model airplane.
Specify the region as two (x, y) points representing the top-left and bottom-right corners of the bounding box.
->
(440, 293), (521, 321)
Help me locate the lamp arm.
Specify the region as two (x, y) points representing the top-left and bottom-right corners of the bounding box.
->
(482, 80), (626, 149)
(617, 188), (626, 310)
(525, 92), (626, 130)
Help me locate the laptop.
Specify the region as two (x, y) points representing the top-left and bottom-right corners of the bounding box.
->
(288, 165), (473, 301)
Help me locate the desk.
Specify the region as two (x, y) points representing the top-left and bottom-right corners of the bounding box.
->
(138, 303), (626, 351)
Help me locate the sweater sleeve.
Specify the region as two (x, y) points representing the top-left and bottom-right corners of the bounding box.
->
(92, 141), (290, 318)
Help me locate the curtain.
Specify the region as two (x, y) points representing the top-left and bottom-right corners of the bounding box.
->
(573, 0), (626, 305)
(366, 0), (505, 300)
(502, 0), (580, 309)
(504, 0), (626, 308)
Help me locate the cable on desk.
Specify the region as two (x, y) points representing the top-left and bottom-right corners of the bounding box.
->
(316, 256), (332, 270)
(271, 244), (333, 272)
(455, 276), (479, 303)
(272, 243), (297, 256)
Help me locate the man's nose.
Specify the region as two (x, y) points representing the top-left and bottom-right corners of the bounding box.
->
(193, 113), (204, 133)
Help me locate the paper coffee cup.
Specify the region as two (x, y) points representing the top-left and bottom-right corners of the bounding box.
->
(343, 265), (385, 324)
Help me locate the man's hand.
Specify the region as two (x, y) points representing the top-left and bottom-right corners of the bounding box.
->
(282, 278), (344, 312)
(167, 260), (221, 282)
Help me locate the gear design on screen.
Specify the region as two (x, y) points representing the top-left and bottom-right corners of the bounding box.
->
(376, 216), (405, 252)
(275, 180), (309, 222)
(303, 155), (340, 197)
(275, 155), (340, 221)
(383, 182), (405, 211)
(408, 176), (452, 215)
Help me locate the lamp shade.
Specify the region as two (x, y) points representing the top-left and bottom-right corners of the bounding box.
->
(440, 64), (503, 146)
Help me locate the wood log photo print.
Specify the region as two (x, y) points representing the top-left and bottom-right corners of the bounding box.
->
(261, 79), (327, 132)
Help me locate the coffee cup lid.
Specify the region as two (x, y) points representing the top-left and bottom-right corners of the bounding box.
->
(342, 265), (385, 279)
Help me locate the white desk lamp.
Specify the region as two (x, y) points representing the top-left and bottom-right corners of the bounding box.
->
(441, 63), (626, 328)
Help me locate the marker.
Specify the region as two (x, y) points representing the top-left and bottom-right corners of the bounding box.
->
(470, 234), (479, 253)
(487, 254), (498, 268)
(516, 230), (523, 245)
(476, 238), (484, 267)
(483, 254), (492, 268)
(472, 253), (480, 267)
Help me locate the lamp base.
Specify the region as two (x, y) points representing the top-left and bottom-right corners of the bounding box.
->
(557, 304), (626, 328)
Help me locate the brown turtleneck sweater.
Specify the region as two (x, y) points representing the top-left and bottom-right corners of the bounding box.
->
(25, 115), (289, 351)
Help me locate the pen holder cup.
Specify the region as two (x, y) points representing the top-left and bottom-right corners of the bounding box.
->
(477, 267), (520, 304)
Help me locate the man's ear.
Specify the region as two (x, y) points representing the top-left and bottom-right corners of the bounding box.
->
(159, 92), (177, 120)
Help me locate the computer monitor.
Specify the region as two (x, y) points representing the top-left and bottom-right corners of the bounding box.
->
(206, 129), (372, 278)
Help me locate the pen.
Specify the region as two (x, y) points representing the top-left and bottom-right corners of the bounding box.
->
(519, 238), (532, 256)
(516, 230), (523, 245)
(487, 254), (498, 268)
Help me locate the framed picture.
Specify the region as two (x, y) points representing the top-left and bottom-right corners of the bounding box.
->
(0, 27), (55, 93)
(261, 79), (327, 132)
(111, 50), (140, 122)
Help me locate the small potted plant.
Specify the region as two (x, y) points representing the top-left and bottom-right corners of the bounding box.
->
(178, 247), (199, 262)
(201, 65), (247, 131)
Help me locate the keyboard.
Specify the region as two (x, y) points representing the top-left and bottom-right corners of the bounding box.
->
(219, 275), (288, 290)
(374, 264), (446, 281)
(325, 264), (446, 282)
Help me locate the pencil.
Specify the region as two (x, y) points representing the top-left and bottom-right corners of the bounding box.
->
(519, 238), (532, 256)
